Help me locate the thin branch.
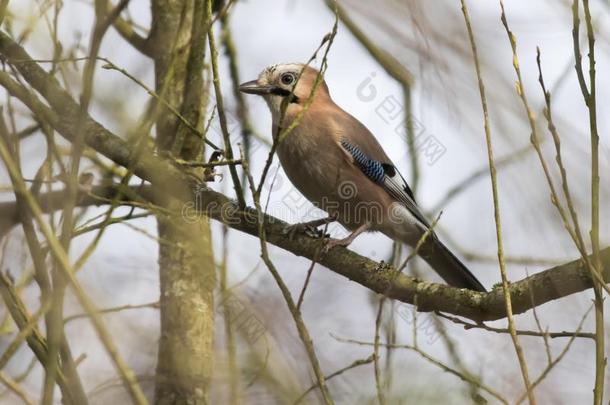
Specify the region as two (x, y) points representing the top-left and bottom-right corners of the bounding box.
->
(0, 273), (73, 401)
(255, 11), (339, 201)
(516, 305), (593, 404)
(0, 184), (154, 237)
(436, 312), (595, 340)
(4, 54), (222, 152)
(463, 2), (534, 401)
(100, 58), (221, 151)
(0, 299), (50, 371)
(173, 158), (242, 168)
(0, 134), (148, 404)
(206, 0), (245, 207)
(430, 145), (531, 214)
(219, 223), (239, 405)
(293, 354), (375, 405)
(42, 1), (127, 397)
(219, 10), (254, 188)
(332, 335), (508, 404)
(373, 300), (386, 405)
(574, 1), (605, 402)
(296, 223), (329, 311)
(0, 111), (88, 405)
(526, 268), (552, 363)
(64, 301), (159, 324)
(241, 147), (335, 405)
(107, 0), (151, 56)
(324, 0), (413, 87)
(0, 371), (35, 405)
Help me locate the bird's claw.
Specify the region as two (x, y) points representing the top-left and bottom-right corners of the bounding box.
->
(282, 223), (325, 241)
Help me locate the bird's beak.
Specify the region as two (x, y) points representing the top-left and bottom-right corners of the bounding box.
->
(238, 80), (275, 95)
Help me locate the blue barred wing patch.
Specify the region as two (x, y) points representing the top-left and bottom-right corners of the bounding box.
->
(340, 139), (429, 227)
(340, 140), (385, 184)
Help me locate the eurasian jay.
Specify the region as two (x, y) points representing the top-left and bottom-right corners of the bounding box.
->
(239, 63), (486, 292)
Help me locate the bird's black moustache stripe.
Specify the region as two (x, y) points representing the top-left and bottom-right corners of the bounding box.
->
(270, 87), (300, 104)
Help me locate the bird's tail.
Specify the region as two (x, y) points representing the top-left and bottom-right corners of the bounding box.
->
(416, 235), (486, 292)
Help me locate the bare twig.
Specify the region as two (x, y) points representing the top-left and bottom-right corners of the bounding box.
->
(437, 312), (594, 340)
(107, 0), (151, 56)
(219, 223), (239, 405)
(0, 110), (88, 405)
(332, 335), (508, 404)
(0, 299), (50, 371)
(430, 145), (531, 214)
(571, 2), (605, 402)
(463, 2), (534, 401)
(516, 305), (593, 404)
(373, 300), (386, 405)
(255, 10), (339, 199)
(174, 158), (243, 168)
(64, 301), (159, 324)
(0, 273), (73, 401)
(241, 147), (335, 405)
(207, 0), (245, 207)
(101, 58), (221, 151)
(0, 132), (148, 404)
(0, 371), (35, 405)
(293, 354), (375, 405)
(295, 223), (329, 311)
(220, 10), (255, 188)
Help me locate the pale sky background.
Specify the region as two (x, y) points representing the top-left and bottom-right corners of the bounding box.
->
(2, 0), (610, 403)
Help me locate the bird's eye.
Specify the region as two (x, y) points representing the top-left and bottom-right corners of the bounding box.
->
(280, 73), (295, 85)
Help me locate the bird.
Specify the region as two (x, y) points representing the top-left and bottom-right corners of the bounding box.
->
(239, 63), (486, 292)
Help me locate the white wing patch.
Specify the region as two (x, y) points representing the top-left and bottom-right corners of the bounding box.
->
(382, 167), (430, 228)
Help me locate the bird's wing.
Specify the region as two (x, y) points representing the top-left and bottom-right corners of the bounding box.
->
(338, 138), (430, 228)
(330, 108), (429, 228)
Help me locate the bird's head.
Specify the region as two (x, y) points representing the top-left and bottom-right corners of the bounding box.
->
(239, 63), (330, 120)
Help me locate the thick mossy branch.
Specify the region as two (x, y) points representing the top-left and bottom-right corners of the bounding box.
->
(186, 186), (607, 322)
(0, 30), (606, 323)
(0, 181), (606, 322)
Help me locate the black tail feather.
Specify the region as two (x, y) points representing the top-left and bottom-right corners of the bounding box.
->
(417, 235), (486, 292)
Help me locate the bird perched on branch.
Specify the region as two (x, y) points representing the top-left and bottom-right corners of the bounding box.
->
(239, 63), (486, 292)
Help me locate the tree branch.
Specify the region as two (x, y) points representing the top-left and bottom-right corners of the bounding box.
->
(2, 180), (606, 323)
(112, 15), (151, 56)
(0, 184), (153, 237)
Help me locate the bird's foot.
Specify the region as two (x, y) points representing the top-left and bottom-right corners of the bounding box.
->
(282, 216), (338, 241)
(322, 222), (372, 253)
(322, 236), (354, 253)
(283, 223), (325, 241)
